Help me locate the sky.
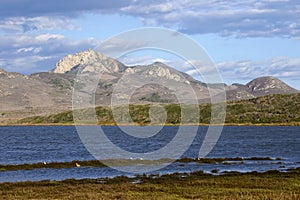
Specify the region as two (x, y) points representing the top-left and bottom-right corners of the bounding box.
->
(0, 0), (300, 89)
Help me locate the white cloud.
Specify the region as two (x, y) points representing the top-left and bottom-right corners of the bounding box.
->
(120, 0), (300, 38)
(119, 54), (174, 67)
(16, 47), (42, 54)
(0, 1), (134, 34)
(0, 0), (299, 38)
(96, 38), (149, 56)
(0, 16), (78, 33)
(0, 34), (101, 74)
(182, 60), (215, 74)
(217, 57), (300, 80)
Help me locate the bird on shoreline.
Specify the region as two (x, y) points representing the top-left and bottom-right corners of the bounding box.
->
(75, 162), (81, 168)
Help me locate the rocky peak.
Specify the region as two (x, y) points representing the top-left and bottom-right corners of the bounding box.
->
(53, 49), (125, 74)
(246, 76), (298, 95)
(0, 68), (28, 79)
(126, 62), (190, 84)
(54, 49), (99, 73)
(0, 68), (7, 75)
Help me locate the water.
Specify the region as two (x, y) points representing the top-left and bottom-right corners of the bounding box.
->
(0, 126), (299, 182)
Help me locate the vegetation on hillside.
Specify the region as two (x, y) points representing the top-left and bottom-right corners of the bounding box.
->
(17, 93), (300, 125)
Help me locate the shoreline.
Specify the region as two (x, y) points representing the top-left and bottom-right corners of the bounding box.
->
(1, 168), (299, 183)
(0, 157), (281, 172)
(1, 122), (300, 126)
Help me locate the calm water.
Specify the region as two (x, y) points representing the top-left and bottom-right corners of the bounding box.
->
(0, 126), (299, 182)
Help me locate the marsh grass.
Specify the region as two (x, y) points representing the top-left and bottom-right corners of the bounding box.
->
(0, 169), (299, 199)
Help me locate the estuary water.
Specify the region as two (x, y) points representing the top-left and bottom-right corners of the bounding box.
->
(0, 126), (299, 182)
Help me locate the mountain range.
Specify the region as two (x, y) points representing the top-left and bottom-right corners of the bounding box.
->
(0, 49), (298, 123)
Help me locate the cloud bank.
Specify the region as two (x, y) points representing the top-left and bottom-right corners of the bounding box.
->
(217, 57), (300, 80)
(0, 34), (100, 74)
(0, 0), (299, 38)
(121, 0), (300, 38)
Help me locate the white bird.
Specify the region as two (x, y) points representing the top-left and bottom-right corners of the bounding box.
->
(75, 162), (81, 168)
(43, 162), (47, 165)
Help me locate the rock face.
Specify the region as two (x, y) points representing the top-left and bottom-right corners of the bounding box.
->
(224, 77), (299, 100)
(54, 49), (126, 74)
(0, 49), (299, 123)
(225, 84), (256, 100)
(134, 62), (191, 84)
(246, 76), (298, 96)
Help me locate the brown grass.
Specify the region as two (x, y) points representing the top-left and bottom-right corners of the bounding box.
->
(0, 169), (299, 199)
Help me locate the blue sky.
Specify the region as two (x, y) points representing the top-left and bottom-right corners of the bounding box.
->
(0, 0), (299, 89)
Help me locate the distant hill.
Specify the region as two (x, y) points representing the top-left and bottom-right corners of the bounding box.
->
(17, 93), (300, 125)
(225, 76), (298, 100)
(0, 50), (298, 124)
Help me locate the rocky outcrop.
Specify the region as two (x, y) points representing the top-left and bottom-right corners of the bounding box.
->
(125, 62), (191, 84)
(246, 76), (299, 96)
(54, 49), (126, 74)
(224, 76), (299, 100)
(54, 49), (96, 73)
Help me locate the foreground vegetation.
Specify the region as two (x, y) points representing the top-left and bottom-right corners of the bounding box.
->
(17, 93), (300, 125)
(1, 169), (299, 199)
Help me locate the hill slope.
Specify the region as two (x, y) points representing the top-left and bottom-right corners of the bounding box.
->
(17, 93), (300, 125)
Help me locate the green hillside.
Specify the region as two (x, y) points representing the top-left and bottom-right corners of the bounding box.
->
(17, 93), (300, 125)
